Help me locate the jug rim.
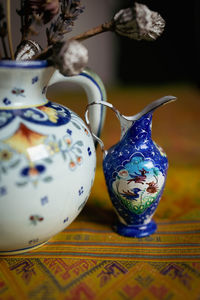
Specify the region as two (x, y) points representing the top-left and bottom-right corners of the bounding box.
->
(0, 60), (52, 69)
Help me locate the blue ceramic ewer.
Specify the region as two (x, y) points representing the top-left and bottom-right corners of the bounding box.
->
(85, 96), (177, 238)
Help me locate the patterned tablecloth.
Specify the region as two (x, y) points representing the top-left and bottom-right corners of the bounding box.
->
(0, 84), (200, 300)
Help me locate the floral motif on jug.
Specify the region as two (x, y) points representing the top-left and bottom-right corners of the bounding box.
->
(0, 101), (93, 187)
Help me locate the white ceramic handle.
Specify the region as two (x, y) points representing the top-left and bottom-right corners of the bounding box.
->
(48, 68), (107, 138)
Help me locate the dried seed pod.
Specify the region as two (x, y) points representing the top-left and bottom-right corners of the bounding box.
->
(15, 40), (42, 60)
(114, 2), (165, 41)
(52, 40), (88, 76)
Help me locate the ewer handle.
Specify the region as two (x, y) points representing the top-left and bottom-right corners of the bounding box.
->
(85, 101), (124, 157)
(48, 68), (107, 138)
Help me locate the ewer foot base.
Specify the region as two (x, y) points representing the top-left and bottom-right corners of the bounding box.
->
(115, 220), (157, 238)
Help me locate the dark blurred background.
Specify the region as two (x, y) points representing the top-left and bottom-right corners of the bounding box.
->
(116, 0), (200, 86)
(1, 0), (199, 87)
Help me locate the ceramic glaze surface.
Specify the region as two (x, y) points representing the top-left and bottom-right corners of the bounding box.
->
(85, 96), (176, 238)
(103, 113), (168, 236)
(0, 61), (106, 254)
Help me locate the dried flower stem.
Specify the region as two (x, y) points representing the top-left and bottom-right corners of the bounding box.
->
(1, 36), (9, 58)
(33, 20), (114, 60)
(33, 45), (53, 60)
(20, 5), (27, 40)
(46, 0), (85, 46)
(71, 21), (114, 42)
(6, 0), (14, 59)
(33, 3), (165, 62)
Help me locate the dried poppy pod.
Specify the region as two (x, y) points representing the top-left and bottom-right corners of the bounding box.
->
(113, 3), (165, 41)
(72, 2), (165, 43)
(52, 40), (88, 76)
(15, 40), (42, 61)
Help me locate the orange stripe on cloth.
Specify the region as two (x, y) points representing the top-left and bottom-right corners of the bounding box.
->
(4, 220), (200, 261)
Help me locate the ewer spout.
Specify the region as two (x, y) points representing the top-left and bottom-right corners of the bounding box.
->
(118, 95), (177, 139)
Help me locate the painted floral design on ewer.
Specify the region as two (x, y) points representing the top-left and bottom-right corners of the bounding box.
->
(85, 96), (177, 238)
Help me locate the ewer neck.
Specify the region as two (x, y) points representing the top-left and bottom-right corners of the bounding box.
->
(0, 61), (54, 109)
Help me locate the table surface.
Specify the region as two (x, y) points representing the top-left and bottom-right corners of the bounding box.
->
(0, 84), (200, 300)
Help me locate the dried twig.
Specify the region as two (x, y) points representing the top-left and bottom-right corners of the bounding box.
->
(0, 3), (8, 58)
(72, 21), (113, 42)
(17, 0), (35, 41)
(1, 35), (8, 58)
(6, 0), (14, 59)
(34, 2), (165, 61)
